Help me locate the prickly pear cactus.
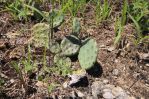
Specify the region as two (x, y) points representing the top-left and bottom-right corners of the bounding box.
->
(78, 39), (98, 70)
(31, 23), (49, 48)
(53, 14), (64, 28)
(54, 54), (72, 76)
(72, 17), (81, 35)
(60, 35), (81, 56)
(49, 42), (61, 54)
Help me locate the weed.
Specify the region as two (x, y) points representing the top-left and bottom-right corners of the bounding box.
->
(48, 83), (60, 94)
(114, 0), (127, 45)
(11, 61), (27, 90)
(95, 0), (111, 24)
(60, 0), (87, 17)
(6, 0), (34, 21)
(128, 0), (149, 45)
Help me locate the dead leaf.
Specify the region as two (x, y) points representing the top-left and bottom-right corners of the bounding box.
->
(35, 81), (48, 87)
(9, 46), (25, 59)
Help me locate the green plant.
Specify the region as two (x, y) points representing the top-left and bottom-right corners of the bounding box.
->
(48, 83), (60, 93)
(128, 0), (149, 45)
(95, 0), (111, 24)
(11, 61), (27, 90)
(31, 13), (64, 49)
(10, 44), (35, 91)
(31, 23), (49, 48)
(128, 13), (149, 45)
(114, 0), (127, 45)
(78, 39), (98, 70)
(72, 17), (81, 35)
(60, 0), (87, 17)
(60, 35), (81, 56)
(53, 54), (72, 76)
(24, 44), (34, 73)
(6, 0), (34, 21)
(0, 78), (4, 87)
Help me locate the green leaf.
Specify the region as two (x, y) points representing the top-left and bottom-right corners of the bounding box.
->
(78, 39), (98, 70)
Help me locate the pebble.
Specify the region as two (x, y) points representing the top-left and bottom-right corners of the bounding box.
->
(103, 79), (109, 84)
(112, 69), (119, 76)
(77, 90), (85, 97)
(10, 79), (15, 83)
(63, 81), (68, 88)
(91, 80), (134, 99)
(86, 95), (94, 99)
(107, 46), (115, 52)
(103, 91), (115, 99)
(112, 86), (129, 99)
(68, 74), (86, 86)
(146, 64), (149, 67)
(71, 91), (77, 98)
(91, 81), (104, 97)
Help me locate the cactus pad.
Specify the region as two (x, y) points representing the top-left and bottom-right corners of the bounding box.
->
(72, 17), (81, 35)
(78, 39), (98, 70)
(60, 35), (81, 56)
(53, 14), (64, 28)
(31, 23), (49, 48)
(49, 42), (61, 54)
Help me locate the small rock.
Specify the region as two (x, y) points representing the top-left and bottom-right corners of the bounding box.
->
(63, 81), (68, 88)
(112, 86), (124, 97)
(104, 84), (115, 90)
(35, 81), (48, 87)
(86, 95), (94, 99)
(112, 69), (119, 76)
(68, 74), (86, 86)
(77, 90), (85, 97)
(128, 96), (136, 99)
(107, 46), (115, 52)
(91, 81), (104, 98)
(71, 91), (77, 98)
(10, 79), (15, 83)
(146, 64), (149, 67)
(103, 91), (115, 99)
(103, 79), (109, 84)
(103, 88), (112, 93)
(115, 59), (119, 63)
(112, 86), (129, 99)
(138, 53), (149, 60)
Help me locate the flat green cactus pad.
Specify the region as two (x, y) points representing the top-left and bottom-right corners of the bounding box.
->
(53, 14), (64, 28)
(60, 35), (81, 56)
(49, 42), (61, 54)
(31, 23), (49, 48)
(72, 17), (81, 35)
(78, 39), (98, 70)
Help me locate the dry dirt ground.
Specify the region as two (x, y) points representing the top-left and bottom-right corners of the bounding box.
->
(0, 1), (149, 99)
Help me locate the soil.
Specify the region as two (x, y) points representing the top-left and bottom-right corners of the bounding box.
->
(0, 1), (149, 99)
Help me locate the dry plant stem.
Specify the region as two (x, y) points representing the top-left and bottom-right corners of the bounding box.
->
(49, 0), (54, 45)
(19, 69), (27, 92)
(48, 0), (54, 67)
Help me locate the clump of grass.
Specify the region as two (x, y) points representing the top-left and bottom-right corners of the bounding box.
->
(114, 0), (127, 45)
(60, 0), (87, 18)
(6, 0), (34, 21)
(128, 0), (149, 45)
(95, 0), (111, 25)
